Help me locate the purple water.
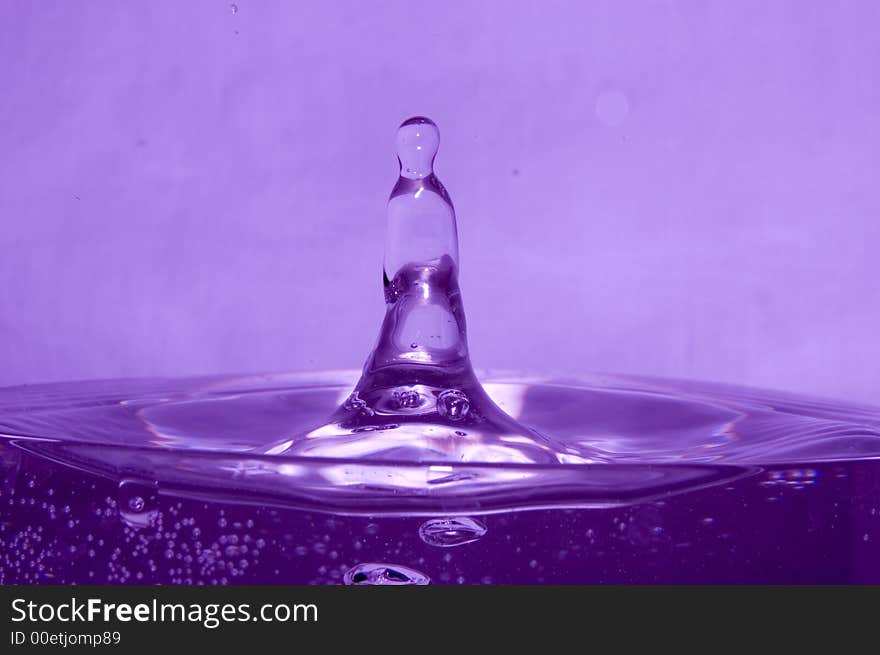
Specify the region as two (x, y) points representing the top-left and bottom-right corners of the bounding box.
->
(2, 117), (879, 584)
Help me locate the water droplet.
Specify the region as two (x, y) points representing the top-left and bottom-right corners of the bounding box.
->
(265, 116), (562, 465)
(419, 517), (487, 547)
(437, 389), (469, 421)
(117, 480), (159, 530)
(395, 116), (439, 180)
(344, 563), (430, 586)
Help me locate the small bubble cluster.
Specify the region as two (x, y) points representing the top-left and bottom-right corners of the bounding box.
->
(392, 389), (422, 409)
(760, 469), (819, 490)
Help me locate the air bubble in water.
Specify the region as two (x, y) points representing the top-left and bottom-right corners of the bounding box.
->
(419, 517), (487, 547)
(117, 480), (159, 530)
(437, 389), (469, 421)
(343, 563), (430, 586)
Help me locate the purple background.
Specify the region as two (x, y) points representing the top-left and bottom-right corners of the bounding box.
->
(1, 1), (878, 403)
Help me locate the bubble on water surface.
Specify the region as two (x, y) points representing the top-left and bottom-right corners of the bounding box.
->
(392, 389), (422, 409)
(437, 389), (469, 421)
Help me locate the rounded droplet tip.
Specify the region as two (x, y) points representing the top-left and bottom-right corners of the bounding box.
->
(396, 116), (439, 179)
(399, 115), (435, 128)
